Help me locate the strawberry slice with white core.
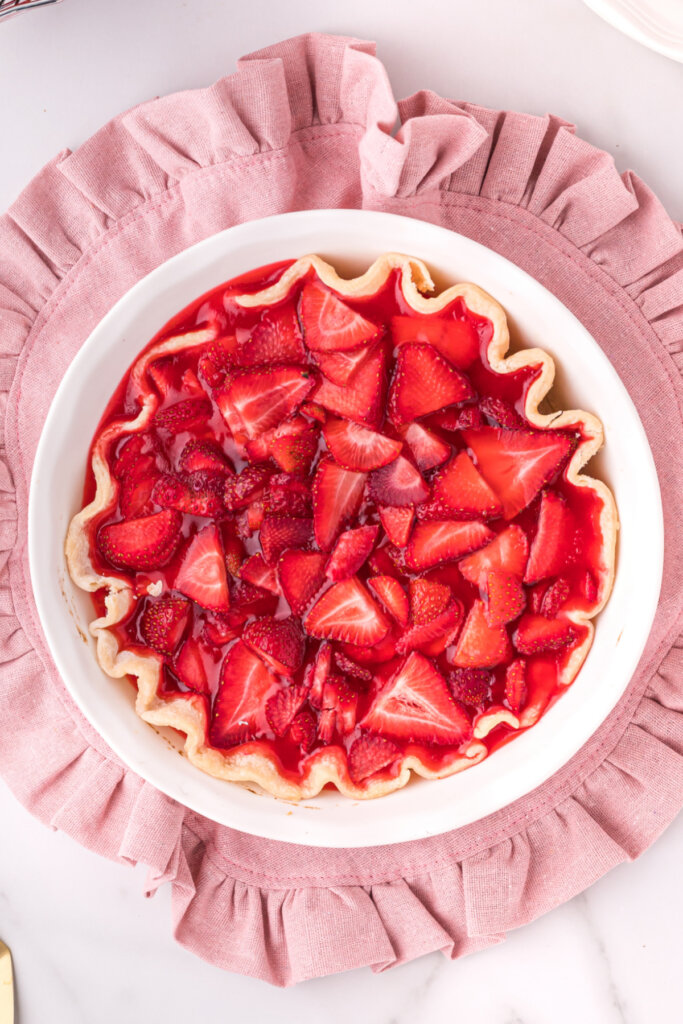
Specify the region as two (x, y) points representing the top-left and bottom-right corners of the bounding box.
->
(458, 525), (529, 588)
(395, 601), (464, 656)
(140, 596), (190, 656)
(378, 505), (414, 547)
(215, 366), (315, 440)
(369, 455), (429, 507)
(312, 457), (366, 550)
(513, 614), (576, 655)
(322, 418), (402, 472)
(243, 616), (305, 675)
(348, 734), (401, 784)
(524, 490), (574, 584)
(406, 521), (494, 571)
(313, 345), (374, 385)
(278, 550), (327, 614)
(320, 678), (358, 738)
(390, 315), (479, 369)
(389, 344), (475, 424)
(430, 452), (503, 520)
(452, 599), (512, 667)
(300, 281), (379, 352)
(210, 641), (276, 747)
(325, 525), (379, 581)
(239, 552), (280, 594)
(175, 524), (230, 611)
(98, 508), (182, 572)
(463, 427), (574, 520)
(398, 422), (450, 472)
(484, 570), (526, 627)
(173, 636), (209, 693)
(361, 651), (472, 745)
(307, 642), (332, 708)
(368, 575), (410, 626)
(314, 343), (386, 428)
(305, 577), (390, 645)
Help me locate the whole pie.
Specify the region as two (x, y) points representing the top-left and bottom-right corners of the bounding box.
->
(66, 254), (617, 800)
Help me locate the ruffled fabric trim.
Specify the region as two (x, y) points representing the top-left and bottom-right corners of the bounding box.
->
(0, 33), (682, 986)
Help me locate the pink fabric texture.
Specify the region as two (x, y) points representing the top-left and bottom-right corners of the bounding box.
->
(1, 34), (682, 986)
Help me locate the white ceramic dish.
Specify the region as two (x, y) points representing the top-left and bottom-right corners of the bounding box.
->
(583, 0), (683, 63)
(28, 209), (663, 847)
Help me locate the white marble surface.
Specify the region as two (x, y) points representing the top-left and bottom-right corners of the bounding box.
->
(1, 0), (682, 1019)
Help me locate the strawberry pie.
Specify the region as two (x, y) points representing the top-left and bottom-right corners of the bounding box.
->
(66, 254), (617, 800)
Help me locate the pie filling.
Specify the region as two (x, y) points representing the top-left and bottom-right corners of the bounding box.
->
(69, 255), (616, 797)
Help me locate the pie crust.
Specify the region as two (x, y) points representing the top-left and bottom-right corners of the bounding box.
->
(66, 254), (618, 800)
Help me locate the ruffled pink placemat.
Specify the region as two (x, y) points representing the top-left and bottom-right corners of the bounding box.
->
(1, 34), (682, 987)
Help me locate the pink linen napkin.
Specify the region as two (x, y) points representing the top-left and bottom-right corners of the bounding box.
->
(0, 33), (681, 986)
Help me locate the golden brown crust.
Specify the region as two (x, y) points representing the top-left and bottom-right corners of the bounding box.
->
(65, 255), (618, 800)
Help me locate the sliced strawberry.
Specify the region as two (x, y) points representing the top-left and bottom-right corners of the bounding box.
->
(540, 577), (571, 617)
(239, 552), (280, 594)
(378, 505), (414, 547)
(300, 280), (379, 352)
(389, 344), (475, 425)
(263, 473), (312, 518)
(173, 636), (209, 693)
(179, 439), (232, 475)
(210, 641), (275, 747)
(409, 578), (451, 625)
(305, 577), (390, 645)
(307, 642), (332, 709)
(140, 596), (190, 655)
(155, 397), (212, 434)
(430, 452), (503, 520)
(322, 418), (402, 472)
(582, 570), (599, 604)
(367, 576), (409, 626)
(348, 734), (401, 784)
(270, 424), (319, 476)
(334, 651), (372, 683)
(265, 682), (308, 737)
(154, 471), (225, 518)
(175, 524), (230, 611)
(448, 667), (492, 706)
(318, 677), (358, 740)
(202, 611), (238, 647)
(391, 315), (479, 368)
(289, 710), (317, 751)
(513, 614), (576, 655)
(524, 490), (574, 584)
(325, 525), (378, 581)
(484, 570), (526, 626)
(222, 527), (244, 576)
(312, 457), (366, 550)
(463, 427), (575, 520)
(340, 632), (398, 665)
(361, 651), (472, 745)
(480, 396), (524, 429)
(119, 457), (159, 518)
(396, 601), (463, 656)
(452, 599), (512, 667)
(98, 508), (182, 571)
(239, 304), (305, 365)
(369, 455), (429, 507)
(459, 525), (529, 588)
(278, 550), (326, 614)
(313, 344), (373, 385)
(224, 464), (272, 511)
(431, 405), (483, 432)
(398, 422), (450, 472)
(406, 521), (494, 571)
(314, 344), (386, 428)
(230, 579), (278, 618)
(215, 367), (315, 441)
(113, 434), (150, 479)
(197, 337), (237, 389)
(504, 658), (527, 712)
(243, 616), (305, 675)
(368, 546), (403, 579)
(259, 515), (312, 565)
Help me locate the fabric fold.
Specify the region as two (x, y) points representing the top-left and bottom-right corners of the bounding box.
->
(0, 31), (682, 988)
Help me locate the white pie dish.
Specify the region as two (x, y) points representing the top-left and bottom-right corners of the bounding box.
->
(28, 209), (663, 847)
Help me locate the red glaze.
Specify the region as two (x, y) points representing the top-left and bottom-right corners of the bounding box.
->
(83, 261), (608, 786)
